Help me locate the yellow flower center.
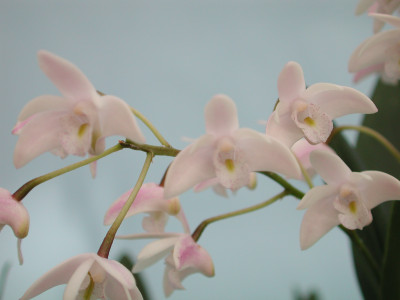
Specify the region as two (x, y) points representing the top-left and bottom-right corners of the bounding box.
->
(78, 123), (89, 138)
(349, 201), (357, 214)
(304, 117), (316, 127)
(225, 159), (235, 172)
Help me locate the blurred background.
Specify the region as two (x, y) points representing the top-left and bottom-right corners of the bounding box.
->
(0, 1), (378, 299)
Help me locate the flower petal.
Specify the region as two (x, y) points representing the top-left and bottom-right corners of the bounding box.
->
(300, 196), (339, 250)
(20, 253), (93, 300)
(310, 150), (352, 185)
(355, 0), (374, 15)
(133, 236), (180, 273)
(303, 83), (377, 119)
(38, 50), (96, 102)
(361, 171), (400, 209)
(277, 61), (306, 103)
(96, 95), (146, 150)
(235, 128), (301, 179)
(63, 257), (95, 299)
(164, 135), (216, 198)
(297, 184), (338, 210)
(204, 94), (239, 137)
(265, 111), (304, 147)
(370, 13), (400, 28)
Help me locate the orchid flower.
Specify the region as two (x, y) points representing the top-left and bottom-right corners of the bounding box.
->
(349, 13), (400, 83)
(291, 139), (335, 179)
(107, 185), (214, 297)
(297, 150), (400, 250)
(266, 61), (377, 146)
(20, 253), (142, 300)
(0, 188), (29, 265)
(12, 50), (145, 169)
(355, 0), (400, 32)
(163, 94), (302, 198)
(193, 172), (257, 197)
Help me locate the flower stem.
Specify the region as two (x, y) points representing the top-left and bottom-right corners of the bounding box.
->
(339, 225), (381, 279)
(120, 140), (180, 157)
(12, 144), (123, 201)
(192, 190), (289, 242)
(130, 107), (171, 147)
(259, 171), (305, 199)
(97, 152), (153, 258)
(331, 125), (400, 164)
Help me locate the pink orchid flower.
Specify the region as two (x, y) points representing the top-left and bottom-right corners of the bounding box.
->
(349, 13), (400, 84)
(266, 61), (377, 146)
(12, 50), (145, 169)
(297, 150), (400, 250)
(355, 0), (400, 32)
(20, 253), (143, 300)
(0, 188), (29, 265)
(164, 94), (301, 198)
(107, 184), (214, 297)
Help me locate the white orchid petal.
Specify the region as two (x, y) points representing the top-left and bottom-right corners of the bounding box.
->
(204, 94), (239, 136)
(20, 253), (93, 300)
(96, 257), (136, 289)
(97, 95), (145, 149)
(235, 128), (301, 179)
(164, 135), (216, 198)
(361, 171), (400, 209)
(310, 150), (351, 185)
(0, 189), (29, 239)
(63, 258), (95, 299)
(303, 83), (377, 119)
(17, 239), (23, 265)
(300, 196), (339, 250)
(38, 50), (96, 102)
(277, 61), (306, 103)
(265, 111), (304, 147)
(104, 280), (131, 300)
(16, 95), (70, 122)
(297, 185), (338, 210)
(370, 13), (400, 28)
(133, 237), (180, 273)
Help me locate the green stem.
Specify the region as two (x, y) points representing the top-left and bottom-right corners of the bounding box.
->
(97, 152), (153, 258)
(12, 144), (123, 201)
(120, 140), (180, 157)
(192, 190), (289, 242)
(332, 125), (400, 164)
(259, 171), (305, 199)
(130, 107), (171, 147)
(340, 225), (381, 279)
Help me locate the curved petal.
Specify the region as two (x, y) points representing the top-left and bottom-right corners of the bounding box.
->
(104, 279), (132, 300)
(353, 63), (384, 83)
(96, 257), (137, 290)
(204, 94), (239, 137)
(300, 196), (339, 250)
(370, 13), (400, 28)
(16, 95), (70, 122)
(96, 95), (145, 149)
(310, 150), (351, 185)
(234, 128), (301, 179)
(297, 184), (338, 210)
(38, 50), (96, 102)
(63, 258), (95, 299)
(133, 237), (180, 273)
(361, 171), (400, 209)
(0, 189), (29, 238)
(348, 29), (400, 72)
(303, 83), (377, 119)
(277, 61), (306, 103)
(20, 253), (93, 300)
(173, 235), (214, 277)
(163, 135), (216, 198)
(265, 111), (304, 147)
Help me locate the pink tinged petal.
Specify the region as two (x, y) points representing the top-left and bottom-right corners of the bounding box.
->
(303, 83), (377, 119)
(265, 111), (304, 147)
(204, 94), (239, 137)
(133, 236), (180, 273)
(297, 184), (339, 210)
(173, 235), (214, 277)
(193, 178), (221, 193)
(63, 258), (95, 299)
(291, 101), (333, 144)
(361, 171), (400, 209)
(163, 135), (216, 198)
(37, 50), (96, 102)
(142, 212), (169, 233)
(20, 253), (93, 300)
(235, 128), (302, 179)
(370, 13), (400, 28)
(355, 0), (374, 15)
(310, 150), (352, 185)
(300, 196), (340, 250)
(163, 263), (185, 297)
(96, 95), (146, 150)
(353, 63), (384, 83)
(213, 138), (251, 190)
(277, 61), (306, 103)
(0, 188), (29, 238)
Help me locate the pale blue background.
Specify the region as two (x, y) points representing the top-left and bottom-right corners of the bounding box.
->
(0, 1), (378, 299)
